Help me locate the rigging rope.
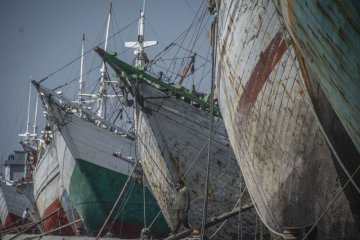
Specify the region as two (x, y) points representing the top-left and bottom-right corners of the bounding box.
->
(213, 2), (304, 230)
(182, 121), (221, 178)
(238, 178), (243, 240)
(8, 207), (63, 240)
(106, 72), (174, 186)
(164, 1), (207, 82)
(248, 192), (285, 238)
(39, 18), (138, 85)
(301, 164), (360, 240)
(142, 143), (147, 228)
(21, 219), (82, 240)
(109, 180), (137, 232)
(209, 187), (248, 239)
(52, 64), (102, 91)
(200, 16), (217, 240)
(148, 209), (162, 229)
(217, 146), (233, 215)
(270, 0), (360, 194)
(101, 72), (177, 236)
(212, 0), (307, 234)
(95, 154), (141, 240)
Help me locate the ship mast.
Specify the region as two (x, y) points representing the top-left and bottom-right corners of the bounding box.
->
(98, 3), (112, 118)
(78, 33), (85, 104)
(19, 81), (39, 180)
(125, 0), (158, 67)
(20, 80), (39, 141)
(31, 93), (39, 138)
(25, 81), (31, 140)
(19, 81), (32, 143)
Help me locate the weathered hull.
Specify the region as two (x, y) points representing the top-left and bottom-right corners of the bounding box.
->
(215, 0), (359, 239)
(46, 98), (168, 238)
(34, 140), (73, 235)
(0, 184), (34, 229)
(136, 84), (259, 239)
(276, 0), (360, 153)
(275, 0), (360, 228)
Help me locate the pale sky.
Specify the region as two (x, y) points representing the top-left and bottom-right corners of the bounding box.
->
(0, 0), (211, 172)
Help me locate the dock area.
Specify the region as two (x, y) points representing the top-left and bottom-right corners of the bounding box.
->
(2, 234), (201, 240)
(3, 235), (127, 240)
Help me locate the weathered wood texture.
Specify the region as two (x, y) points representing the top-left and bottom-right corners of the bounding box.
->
(275, 0), (360, 230)
(277, 0), (360, 154)
(214, 0), (359, 239)
(136, 83), (259, 239)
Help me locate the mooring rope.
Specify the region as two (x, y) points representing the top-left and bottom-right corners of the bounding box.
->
(22, 219), (82, 240)
(301, 164), (360, 240)
(95, 155), (141, 240)
(8, 207), (62, 240)
(200, 15), (217, 240)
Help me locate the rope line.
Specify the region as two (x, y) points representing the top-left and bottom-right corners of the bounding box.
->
(301, 164), (360, 240)
(95, 154), (141, 239)
(209, 186), (248, 239)
(272, 0), (360, 194)
(200, 16), (217, 240)
(39, 18), (138, 84)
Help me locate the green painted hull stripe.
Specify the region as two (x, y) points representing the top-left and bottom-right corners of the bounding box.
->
(69, 159), (168, 234)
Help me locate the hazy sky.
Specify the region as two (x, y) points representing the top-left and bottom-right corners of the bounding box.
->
(0, 0), (209, 167)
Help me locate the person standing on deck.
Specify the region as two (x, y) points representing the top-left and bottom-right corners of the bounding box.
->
(170, 180), (191, 235)
(22, 208), (29, 224)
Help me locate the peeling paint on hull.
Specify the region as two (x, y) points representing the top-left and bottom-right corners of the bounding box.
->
(276, 0), (360, 230)
(215, 0), (359, 239)
(136, 83), (260, 239)
(277, 0), (360, 154)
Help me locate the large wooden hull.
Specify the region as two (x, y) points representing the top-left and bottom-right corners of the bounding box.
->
(41, 91), (168, 238)
(214, 0), (359, 238)
(276, 0), (360, 153)
(136, 84), (259, 239)
(34, 139), (73, 235)
(275, 0), (360, 228)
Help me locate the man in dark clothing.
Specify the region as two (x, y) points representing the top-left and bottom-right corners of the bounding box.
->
(170, 180), (191, 235)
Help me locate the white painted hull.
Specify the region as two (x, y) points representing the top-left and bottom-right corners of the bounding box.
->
(54, 109), (136, 177)
(34, 140), (61, 218)
(34, 133), (74, 235)
(35, 84), (168, 237)
(214, 0), (358, 238)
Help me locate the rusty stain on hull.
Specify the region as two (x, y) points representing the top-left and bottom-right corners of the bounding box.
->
(215, 0), (359, 238)
(237, 32), (288, 115)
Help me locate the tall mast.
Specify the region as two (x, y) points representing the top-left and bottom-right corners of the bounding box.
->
(19, 81), (32, 143)
(32, 93), (39, 137)
(125, 0), (158, 67)
(25, 81), (31, 140)
(78, 33), (85, 103)
(98, 3), (112, 118)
